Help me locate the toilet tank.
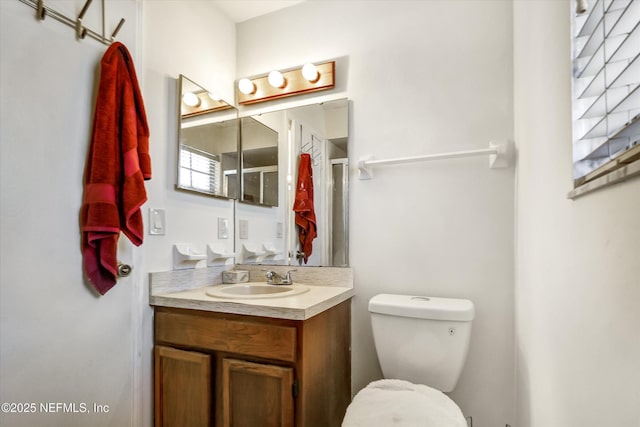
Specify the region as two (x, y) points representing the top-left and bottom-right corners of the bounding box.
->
(368, 294), (475, 392)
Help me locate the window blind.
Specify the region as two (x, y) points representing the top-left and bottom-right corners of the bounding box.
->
(179, 146), (221, 194)
(571, 0), (640, 187)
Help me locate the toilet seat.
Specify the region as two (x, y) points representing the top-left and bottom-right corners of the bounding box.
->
(342, 379), (467, 427)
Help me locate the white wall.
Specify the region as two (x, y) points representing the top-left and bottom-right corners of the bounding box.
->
(0, 1), (141, 426)
(513, 2), (640, 427)
(140, 2), (236, 426)
(237, 2), (516, 426)
(0, 1), (236, 426)
(141, 0), (237, 272)
(11, 2), (634, 426)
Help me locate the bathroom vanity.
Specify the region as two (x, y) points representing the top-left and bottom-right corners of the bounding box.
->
(150, 266), (354, 427)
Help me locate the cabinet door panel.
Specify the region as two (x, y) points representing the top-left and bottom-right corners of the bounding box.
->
(222, 358), (294, 427)
(155, 345), (211, 427)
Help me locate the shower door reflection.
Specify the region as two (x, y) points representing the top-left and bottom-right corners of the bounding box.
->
(330, 159), (349, 266)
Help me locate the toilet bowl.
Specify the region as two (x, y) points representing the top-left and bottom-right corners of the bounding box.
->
(342, 294), (475, 427)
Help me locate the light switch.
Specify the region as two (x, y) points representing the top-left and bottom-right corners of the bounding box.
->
(149, 208), (166, 235)
(239, 219), (249, 239)
(276, 222), (283, 238)
(218, 217), (229, 239)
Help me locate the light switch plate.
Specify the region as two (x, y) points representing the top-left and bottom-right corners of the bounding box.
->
(149, 208), (166, 235)
(239, 219), (249, 239)
(276, 222), (283, 238)
(218, 217), (229, 239)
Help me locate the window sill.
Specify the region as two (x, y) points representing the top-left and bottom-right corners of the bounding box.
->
(568, 159), (640, 199)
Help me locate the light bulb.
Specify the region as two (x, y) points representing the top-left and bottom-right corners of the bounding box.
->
(208, 92), (221, 101)
(238, 78), (256, 95)
(182, 92), (200, 107)
(268, 70), (286, 88)
(301, 63), (319, 82)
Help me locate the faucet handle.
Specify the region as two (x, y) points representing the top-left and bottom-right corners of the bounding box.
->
(263, 269), (297, 285)
(263, 269), (278, 283)
(283, 269), (297, 284)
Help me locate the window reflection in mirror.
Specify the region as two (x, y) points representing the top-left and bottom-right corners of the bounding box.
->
(240, 117), (279, 207)
(177, 75), (239, 198)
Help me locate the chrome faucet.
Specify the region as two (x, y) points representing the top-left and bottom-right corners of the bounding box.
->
(264, 269), (297, 285)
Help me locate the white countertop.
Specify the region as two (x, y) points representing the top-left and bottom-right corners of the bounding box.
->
(150, 283), (354, 320)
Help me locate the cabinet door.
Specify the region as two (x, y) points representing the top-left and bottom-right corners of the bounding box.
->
(155, 345), (211, 427)
(221, 358), (294, 427)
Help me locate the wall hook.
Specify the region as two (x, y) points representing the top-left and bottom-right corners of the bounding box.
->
(76, 0), (92, 40)
(18, 0), (121, 46)
(36, 0), (46, 20)
(110, 17), (125, 41)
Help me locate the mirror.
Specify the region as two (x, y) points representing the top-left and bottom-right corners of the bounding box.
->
(177, 75), (239, 198)
(236, 99), (349, 267)
(240, 117), (279, 206)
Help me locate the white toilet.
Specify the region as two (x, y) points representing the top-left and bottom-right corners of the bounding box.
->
(342, 293), (475, 427)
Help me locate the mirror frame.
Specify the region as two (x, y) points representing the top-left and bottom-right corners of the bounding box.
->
(176, 74), (240, 199)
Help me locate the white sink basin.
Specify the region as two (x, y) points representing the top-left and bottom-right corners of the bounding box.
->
(206, 282), (310, 299)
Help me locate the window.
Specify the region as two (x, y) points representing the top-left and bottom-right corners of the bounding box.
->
(179, 146), (221, 194)
(570, 0), (640, 196)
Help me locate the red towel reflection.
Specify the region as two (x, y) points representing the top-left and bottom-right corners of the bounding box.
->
(293, 154), (317, 264)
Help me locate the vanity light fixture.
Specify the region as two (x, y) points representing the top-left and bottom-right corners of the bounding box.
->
(181, 91), (234, 118)
(182, 92), (200, 107)
(268, 70), (286, 88)
(237, 60), (335, 105)
(238, 78), (256, 95)
(301, 63), (319, 82)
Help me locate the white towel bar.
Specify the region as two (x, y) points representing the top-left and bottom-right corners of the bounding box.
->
(357, 140), (513, 179)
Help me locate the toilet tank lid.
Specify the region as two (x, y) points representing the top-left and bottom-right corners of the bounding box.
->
(368, 294), (475, 321)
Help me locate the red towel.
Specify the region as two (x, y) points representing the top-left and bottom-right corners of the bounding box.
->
(81, 42), (151, 295)
(292, 154), (317, 264)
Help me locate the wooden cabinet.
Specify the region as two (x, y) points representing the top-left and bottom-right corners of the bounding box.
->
(153, 300), (351, 427)
(222, 358), (294, 427)
(155, 346), (212, 427)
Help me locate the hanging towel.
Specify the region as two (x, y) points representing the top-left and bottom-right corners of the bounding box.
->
(292, 153), (317, 263)
(342, 379), (468, 427)
(80, 42), (151, 295)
